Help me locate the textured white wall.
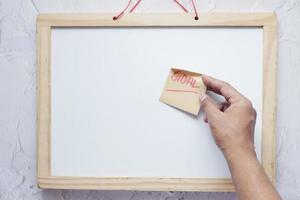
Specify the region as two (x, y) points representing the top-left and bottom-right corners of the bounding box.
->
(0, 0), (299, 199)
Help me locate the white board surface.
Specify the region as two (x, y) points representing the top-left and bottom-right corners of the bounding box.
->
(51, 27), (262, 178)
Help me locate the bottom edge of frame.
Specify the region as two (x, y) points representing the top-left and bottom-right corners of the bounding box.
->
(38, 177), (235, 192)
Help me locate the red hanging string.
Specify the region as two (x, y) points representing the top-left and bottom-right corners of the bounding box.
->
(173, 0), (188, 13)
(113, 0), (199, 20)
(113, 0), (133, 20)
(191, 0), (199, 20)
(129, 0), (142, 13)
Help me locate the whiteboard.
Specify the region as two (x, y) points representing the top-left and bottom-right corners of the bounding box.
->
(50, 27), (263, 178)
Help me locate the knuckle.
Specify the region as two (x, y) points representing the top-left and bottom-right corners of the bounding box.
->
(252, 108), (257, 117)
(250, 110), (257, 122)
(242, 98), (253, 108)
(220, 82), (232, 93)
(251, 108), (257, 122)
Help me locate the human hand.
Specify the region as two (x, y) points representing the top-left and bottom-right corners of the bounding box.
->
(200, 75), (257, 160)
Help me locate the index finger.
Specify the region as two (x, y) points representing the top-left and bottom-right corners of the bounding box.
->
(201, 75), (243, 103)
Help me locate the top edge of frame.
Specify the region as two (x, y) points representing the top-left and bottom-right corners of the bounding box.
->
(37, 13), (277, 27)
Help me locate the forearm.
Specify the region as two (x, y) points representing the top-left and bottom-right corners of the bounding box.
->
(225, 149), (281, 200)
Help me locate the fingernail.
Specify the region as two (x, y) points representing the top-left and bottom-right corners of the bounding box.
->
(199, 94), (208, 103)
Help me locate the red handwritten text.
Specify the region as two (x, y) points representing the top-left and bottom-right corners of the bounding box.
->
(171, 71), (199, 88)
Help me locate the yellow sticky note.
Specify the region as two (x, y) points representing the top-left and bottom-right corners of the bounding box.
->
(160, 68), (206, 115)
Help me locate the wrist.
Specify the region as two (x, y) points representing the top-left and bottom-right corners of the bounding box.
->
(223, 144), (257, 164)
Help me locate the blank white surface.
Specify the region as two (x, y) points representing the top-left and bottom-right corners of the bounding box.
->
(51, 27), (262, 178)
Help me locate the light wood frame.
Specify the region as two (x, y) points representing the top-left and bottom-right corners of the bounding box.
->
(37, 13), (277, 191)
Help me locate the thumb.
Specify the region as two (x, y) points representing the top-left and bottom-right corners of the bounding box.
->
(200, 94), (221, 121)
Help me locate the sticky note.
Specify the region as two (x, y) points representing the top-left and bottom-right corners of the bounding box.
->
(159, 68), (206, 115)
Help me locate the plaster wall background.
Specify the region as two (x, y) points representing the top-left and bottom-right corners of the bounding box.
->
(0, 0), (300, 199)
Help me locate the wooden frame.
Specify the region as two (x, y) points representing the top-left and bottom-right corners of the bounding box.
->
(37, 13), (277, 191)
